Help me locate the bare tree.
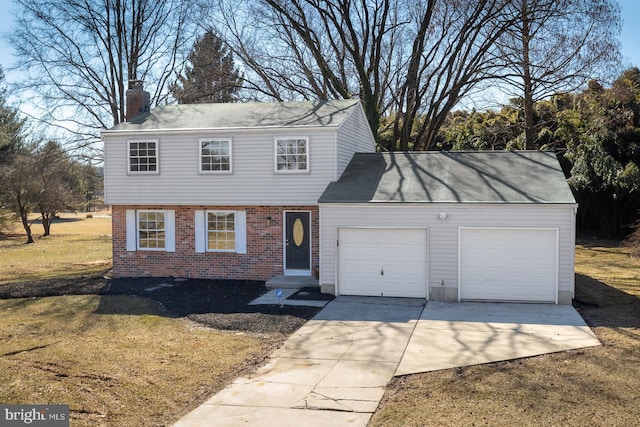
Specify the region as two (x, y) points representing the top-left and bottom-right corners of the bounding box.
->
(10, 0), (195, 159)
(210, 0), (519, 151)
(495, 0), (621, 148)
(0, 153), (38, 243)
(33, 141), (77, 236)
(392, 1), (519, 151)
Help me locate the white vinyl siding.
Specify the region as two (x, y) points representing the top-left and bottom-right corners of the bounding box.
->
(105, 130), (338, 205)
(194, 210), (246, 254)
(125, 209), (175, 252)
(320, 204), (576, 303)
(336, 105), (376, 177)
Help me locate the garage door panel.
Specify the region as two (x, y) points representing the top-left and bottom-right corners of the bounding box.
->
(460, 228), (557, 303)
(338, 228), (427, 298)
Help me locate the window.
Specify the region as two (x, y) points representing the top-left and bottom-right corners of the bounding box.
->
(207, 211), (235, 251)
(125, 210), (175, 252)
(129, 140), (158, 173)
(275, 138), (308, 172)
(200, 139), (232, 173)
(194, 210), (246, 254)
(138, 210), (165, 250)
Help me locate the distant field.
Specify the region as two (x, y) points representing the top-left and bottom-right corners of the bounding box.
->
(0, 213), (112, 284)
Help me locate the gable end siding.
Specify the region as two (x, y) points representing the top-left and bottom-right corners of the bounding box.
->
(336, 105), (376, 177)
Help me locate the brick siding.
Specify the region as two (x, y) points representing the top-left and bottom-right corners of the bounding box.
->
(112, 205), (319, 281)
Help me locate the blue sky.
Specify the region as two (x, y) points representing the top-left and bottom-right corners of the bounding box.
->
(0, 0), (639, 90)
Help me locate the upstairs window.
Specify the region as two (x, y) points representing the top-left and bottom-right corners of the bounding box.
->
(200, 139), (232, 173)
(275, 138), (309, 173)
(128, 140), (158, 173)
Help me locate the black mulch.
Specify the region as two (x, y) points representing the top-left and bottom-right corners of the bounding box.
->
(0, 275), (327, 335)
(108, 277), (325, 335)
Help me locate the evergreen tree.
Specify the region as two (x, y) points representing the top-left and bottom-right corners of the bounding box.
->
(0, 66), (27, 233)
(171, 30), (242, 104)
(0, 66), (26, 163)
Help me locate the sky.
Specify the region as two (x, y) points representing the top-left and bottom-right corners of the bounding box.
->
(0, 0), (639, 102)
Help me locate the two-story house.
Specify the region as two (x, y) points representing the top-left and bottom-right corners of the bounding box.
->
(102, 89), (375, 282)
(104, 83), (578, 304)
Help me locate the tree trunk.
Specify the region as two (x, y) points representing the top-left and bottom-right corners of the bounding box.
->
(520, 0), (535, 149)
(41, 213), (51, 236)
(19, 209), (34, 244)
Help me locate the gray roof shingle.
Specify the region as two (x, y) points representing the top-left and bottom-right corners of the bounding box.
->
(319, 151), (576, 204)
(106, 99), (361, 132)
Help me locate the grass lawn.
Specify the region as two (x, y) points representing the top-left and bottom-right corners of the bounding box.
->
(0, 295), (271, 426)
(0, 213), (112, 284)
(0, 214), (290, 426)
(370, 240), (640, 427)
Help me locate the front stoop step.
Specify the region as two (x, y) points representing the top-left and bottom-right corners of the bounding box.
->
(266, 275), (319, 289)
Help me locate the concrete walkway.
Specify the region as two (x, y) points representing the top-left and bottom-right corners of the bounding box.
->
(174, 297), (600, 427)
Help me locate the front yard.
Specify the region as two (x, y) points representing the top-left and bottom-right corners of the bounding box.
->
(1, 215), (639, 426)
(370, 240), (640, 427)
(0, 214), (319, 426)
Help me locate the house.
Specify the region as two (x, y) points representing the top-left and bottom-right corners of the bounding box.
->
(318, 151), (577, 304)
(103, 85), (577, 304)
(102, 85), (375, 282)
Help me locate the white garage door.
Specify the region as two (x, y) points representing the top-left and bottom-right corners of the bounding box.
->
(459, 228), (558, 303)
(338, 228), (427, 298)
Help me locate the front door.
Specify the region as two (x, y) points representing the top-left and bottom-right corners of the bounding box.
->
(285, 211), (311, 274)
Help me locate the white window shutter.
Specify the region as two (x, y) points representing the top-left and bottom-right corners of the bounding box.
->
(165, 210), (175, 252)
(126, 210), (137, 251)
(194, 210), (206, 253)
(235, 210), (247, 254)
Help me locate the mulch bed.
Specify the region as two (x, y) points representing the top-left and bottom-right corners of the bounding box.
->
(0, 274), (326, 335)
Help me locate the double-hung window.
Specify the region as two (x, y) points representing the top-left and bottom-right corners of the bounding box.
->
(275, 138), (309, 173)
(200, 139), (232, 173)
(125, 209), (175, 252)
(138, 210), (165, 250)
(128, 140), (158, 173)
(195, 210), (246, 254)
(206, 211), (236, 251)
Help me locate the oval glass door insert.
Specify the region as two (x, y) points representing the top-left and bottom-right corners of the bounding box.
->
(292, 218), (304, 246)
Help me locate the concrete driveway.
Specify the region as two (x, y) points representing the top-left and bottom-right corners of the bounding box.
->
(397, 300), (601, 375)
(174, 297), (600, 427)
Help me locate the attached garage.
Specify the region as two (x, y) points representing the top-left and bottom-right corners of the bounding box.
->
(458, 228), (558, 303)
(338, 228), (428, 298)
(319, 151), (577, 304)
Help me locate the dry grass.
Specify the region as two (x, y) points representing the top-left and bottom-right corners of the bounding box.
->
(370, 240), (640, 427)
(0, 213), (285, 426)
(0, 213), (112, 284)
(0, 295), (272, 426)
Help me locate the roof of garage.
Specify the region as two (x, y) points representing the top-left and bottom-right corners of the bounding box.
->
(319, 151), (576, 204)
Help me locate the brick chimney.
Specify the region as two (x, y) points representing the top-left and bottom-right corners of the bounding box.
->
(125, 80), (151, 121)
